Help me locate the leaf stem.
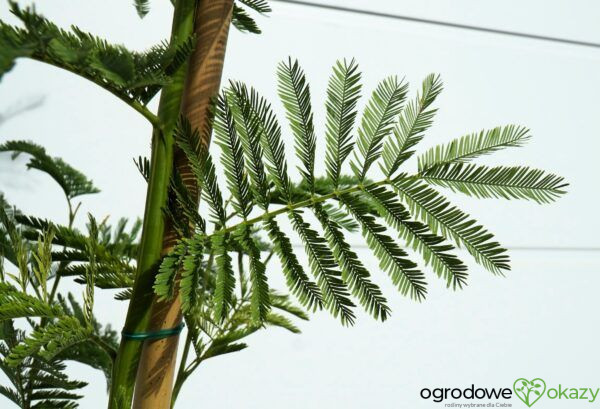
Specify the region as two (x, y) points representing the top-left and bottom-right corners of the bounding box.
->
(170, 331), (192, 407)
(212, 178), (391, 238)
(28, 53), (161, 128)
(49, 196), (76, 304)
(91, 334), (117, 361)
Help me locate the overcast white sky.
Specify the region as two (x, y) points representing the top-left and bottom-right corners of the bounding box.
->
(1, 1), (599, 408)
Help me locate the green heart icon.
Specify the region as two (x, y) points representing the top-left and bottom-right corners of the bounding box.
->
(513, 378), (546, 407)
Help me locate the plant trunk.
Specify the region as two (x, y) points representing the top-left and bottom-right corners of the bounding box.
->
(108, 1), (195, 407)
(109, 1), (234, 408)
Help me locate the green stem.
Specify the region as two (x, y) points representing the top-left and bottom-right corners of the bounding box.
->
(130, 101), (161, 128)
(263, 250), (274, 265)
(48, 197), (76, 304)
(212, 178), (392, 238)
(47, 271), (61, 304)
(107, 1), (196, 408)
(170, 332), (192, 408)
(91, 334), (117, 361)
(172, 294), (251, 403)
(29, 56), (160, 127)
(238, 251), (247, 298)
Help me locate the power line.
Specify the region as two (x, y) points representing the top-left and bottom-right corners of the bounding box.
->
(268, 1), (600, 253)
(271, 0), (600, 50)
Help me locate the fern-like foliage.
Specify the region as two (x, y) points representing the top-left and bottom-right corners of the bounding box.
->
(392, 178), (510, 274)
(363, 185), (467, 288)
(0, 319), (87, 409)
(12, 213), (139, 300)
(231, 0), (272, 34)
(0, 2), (195, 106)
(277, 58), (317, 192)
(339, 192), (426, 300)
(350, 75), (408, 180)
(0, 282), (63, 320)
(232, 5), (262, 34)
(134, 0), (151, 18)
(381, 74), (443, 177)
(55, 293), (118, 389)
(157, 58), (567, 327)
(418, 125), (530, 172)
(239, 0), (271, 13)
(0, 140), (99, 200)
(2, 192), (303, 407)
(421, 163), (567, 204)
(5, 316), (92, 367)
(312, 202), (390, 320)
(0, 48), (568, 405)
(325, 59), (361, 188)
(0, 207), (122, 407)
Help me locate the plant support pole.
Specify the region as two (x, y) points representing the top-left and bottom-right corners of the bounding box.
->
(132, 1), (234, 408)
(108, 1), (196, 407)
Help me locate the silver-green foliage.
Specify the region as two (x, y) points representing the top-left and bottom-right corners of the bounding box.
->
(154, 58), (567, 327)
(0, 140), (99, 200)
(0, 0), (270, 96)
(0, 1), (195, 108)
(0, 153), (301, 408)
(0, 211), (117, 408)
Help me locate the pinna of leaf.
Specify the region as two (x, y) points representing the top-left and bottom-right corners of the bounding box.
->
(154, 58), (567, 326)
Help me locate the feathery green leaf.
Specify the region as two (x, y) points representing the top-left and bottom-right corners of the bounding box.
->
(6, 317), (92, 367)
(249, 90), (293, 201)
(0, 140), (99, 199)
(363, 185), (468, 288)
(214, 93), (253, 218)
(418, 125), (530, 172)
(234, 224), (270, 323)
(382, 74), (443, 176)
(312, 202), (390, 320)
(227, 82), (271, 208)
(289, 210), (355, 324)
(55, 293), (118, 389)
(212, 232), (235, 321)
(269, 292), (309, 320)
(321, 202), (359, 232)
(325, 59), (362, 187)
(179, 235), (205, 313)
(232, 5), (261, 34)
(277, 58), (316, 191)
(0, 283), (63, 320)
(263, 217), (323, 311)
(264, 312), (301, 333)
(350, 76), (408, 180)
(340, 193), (427, 300)
(0, 3), (194, 106)
(239, 0), (272, 13)
(134, 0), (150, 18)
(175, 117), (227, 226)
(422, 163), (568, 204)
(154, 242), (187, 302)
(393, 178), (510, 274)
(134, 156), (150, 182)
